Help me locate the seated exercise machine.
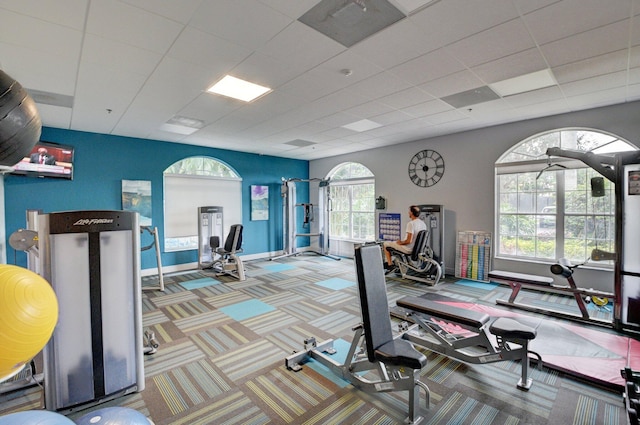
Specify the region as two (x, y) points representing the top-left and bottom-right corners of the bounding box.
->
(386, 229), (442, 285)
(204, 224), (246, 281)
(286, 243), (430, 424)
(394, 297), (540, 390)
(489, 258), (615, 326)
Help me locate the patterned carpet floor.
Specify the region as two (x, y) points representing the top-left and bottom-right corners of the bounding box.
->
(0, 255), (629, 424)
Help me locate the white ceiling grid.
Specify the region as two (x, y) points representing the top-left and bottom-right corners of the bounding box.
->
(0, 0), (639, 160)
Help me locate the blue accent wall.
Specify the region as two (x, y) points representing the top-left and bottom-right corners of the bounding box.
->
(4, 127), (309, 269)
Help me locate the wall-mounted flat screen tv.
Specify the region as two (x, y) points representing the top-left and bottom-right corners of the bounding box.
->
(11, 141), (74, 180)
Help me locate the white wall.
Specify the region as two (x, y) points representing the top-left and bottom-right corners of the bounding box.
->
(310, 101), (640, 292)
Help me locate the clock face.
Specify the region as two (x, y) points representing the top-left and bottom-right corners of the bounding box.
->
(408, 149), (445, 187)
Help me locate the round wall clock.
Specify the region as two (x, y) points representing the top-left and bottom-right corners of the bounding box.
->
(408, 149), (445, 187)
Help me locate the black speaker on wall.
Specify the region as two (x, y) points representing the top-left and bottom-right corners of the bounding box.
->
(591, 176), (605, 197)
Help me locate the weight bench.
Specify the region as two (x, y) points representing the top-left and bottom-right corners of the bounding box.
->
(489, 269), (614, 326)
(386, 230), (442, 286)
(205, 224), (246, 281)
(395, 297), (540, 390)
(286, 243), (430, 424)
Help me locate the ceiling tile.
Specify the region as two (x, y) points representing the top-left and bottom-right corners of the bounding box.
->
(189, 0), (292, 50)
(86, 0), (183, 53)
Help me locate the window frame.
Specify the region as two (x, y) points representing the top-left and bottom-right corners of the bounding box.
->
(327, 163), (375, 242)
(495, 128), (636, 268)
(163, 157), (242, 252)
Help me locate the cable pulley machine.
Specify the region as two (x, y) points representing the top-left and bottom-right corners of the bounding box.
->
(274, 178), (339, 261)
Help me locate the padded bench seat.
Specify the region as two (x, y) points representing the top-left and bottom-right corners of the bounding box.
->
(397, 297), (491, 329)
(488, 270), (553, 286)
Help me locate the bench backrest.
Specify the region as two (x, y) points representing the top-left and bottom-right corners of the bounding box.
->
(224, 224), (243, 253)
(354, 243), (393, 363)
(410, 229), (428, 261)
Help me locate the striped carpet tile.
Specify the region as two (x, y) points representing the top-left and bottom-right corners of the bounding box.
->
(270, 276), (318, 289)
(212, 339), (287, 382)
(173, 309), (231, 334)
(241, 309), (300, 335)
(300, 391), (395, 425)
(160, 389), (269, 425)
(265, 324), (332, 354)
(150, 360), (232, 416)
(281, 300), (332, 322)
(190, 283), (233, 297)
(144, 322), (177, 345)
(314, 290), (357, 307)
(309, 310), (361, 336)
(242, 284), (280, 299)
(422, 355), (464, 384)
(142, 309), (170, 326)
(260, 291), (306, 307)
(292, 284), (335, 299)
(0, 386), (42, 414)
(143, 339), (205, 377)
(190, 323), (256, 357)
(203, 291), (253, 308)
(151, 291), (199, 308)
(163, 299), (213, 320)
(462, 370), (554, 419)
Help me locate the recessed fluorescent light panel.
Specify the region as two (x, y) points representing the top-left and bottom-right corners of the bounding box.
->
(207, 75), (272, 102)
(489, 69), (557, 97)
(342, 119), (382, 132)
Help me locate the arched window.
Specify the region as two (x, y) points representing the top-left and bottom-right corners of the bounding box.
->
(327, 162), (375, 241)
(164, 157), (242, 251)
(496, 129), (637, 265)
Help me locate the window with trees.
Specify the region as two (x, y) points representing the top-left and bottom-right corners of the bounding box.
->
(496, 129), (637, 266)
(327, 162), (375, 241)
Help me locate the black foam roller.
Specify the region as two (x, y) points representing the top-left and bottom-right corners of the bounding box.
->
(0, 69), (41, 166)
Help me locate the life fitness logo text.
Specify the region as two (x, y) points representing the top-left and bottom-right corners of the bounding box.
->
(73, 218), (114, 226)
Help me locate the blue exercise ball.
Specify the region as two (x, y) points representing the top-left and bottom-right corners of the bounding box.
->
(0, 410), (75, 425)
(75, 407), (152, 425)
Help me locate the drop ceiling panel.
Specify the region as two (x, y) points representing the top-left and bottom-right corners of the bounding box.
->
(345, 71), (413, 102)
(120, 0), (202, 24)
(377, 87), (435, 110)
(502, 86), (564, 108)
(34, 104), (73, 130)
(446, 18), (536, 68)
(255, 0), (321, 20)
(0, 46), (75, 95)
(4, 0), (640, 160)
(552, 50), (630, 84)
(0, 0), (88, 30)
(540, 20), (631, 67)
(81, 34), (163, 77)
(560, 71), (629, 98)
(419, 70), (486, 98)
(0, 10), (82, 59)
(86, 1), (183, 53)
(522, 0), (632, 46)
(350, 18), (434, 68)
(258, 21), (346, 72)
(389, 49), (465, 86)
(408, 0), (520, 48)
(471, 48), (549, 85)
(189, 0), (292, 50)
(166, 28), (252, 72)
(231, 51), (317, 90)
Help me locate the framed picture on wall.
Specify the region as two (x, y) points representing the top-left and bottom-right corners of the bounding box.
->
(251, 185), (269, 221)
(122, 180), (152, 225)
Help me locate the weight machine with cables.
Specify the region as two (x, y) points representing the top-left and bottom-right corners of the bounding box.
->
(273, 178), (339, 261)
